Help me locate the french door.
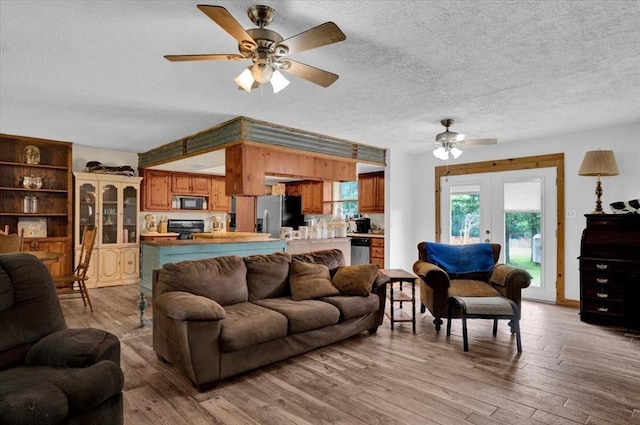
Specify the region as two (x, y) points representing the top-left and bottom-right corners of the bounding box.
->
(440, 168), (557, 302)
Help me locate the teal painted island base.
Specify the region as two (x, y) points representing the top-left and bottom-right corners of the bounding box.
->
(138, 238), (287, 327)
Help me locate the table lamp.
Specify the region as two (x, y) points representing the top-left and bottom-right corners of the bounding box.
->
(578, 150), (619, 214)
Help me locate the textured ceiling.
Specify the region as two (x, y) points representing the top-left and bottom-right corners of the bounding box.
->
(1, 1), (638, 159)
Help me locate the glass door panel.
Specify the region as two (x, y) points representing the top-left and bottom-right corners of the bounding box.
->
(101, 184), (119, 245)
(123, 185), (138, 243)
(78, 183), (96, 243)
(441, 168), (557, 302)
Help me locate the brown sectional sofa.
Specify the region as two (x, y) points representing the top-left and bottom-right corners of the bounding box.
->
(152, 249), (389, 391)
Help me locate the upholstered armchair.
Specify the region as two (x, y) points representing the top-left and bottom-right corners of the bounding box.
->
(413, 242), (531, 331)
(0, 253), (124, 425)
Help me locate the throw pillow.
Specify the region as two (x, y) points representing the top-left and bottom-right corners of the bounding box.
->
(331, 264), (379, 296)
(290, 259), (339, 301)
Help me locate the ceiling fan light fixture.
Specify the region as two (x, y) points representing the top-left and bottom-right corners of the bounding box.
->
(270, 69), (289, 93)
(450, 146), (463, 159)
(251, 60), (273, 83)
(433, 146), (449, 160)
(234, 67), (255, 92)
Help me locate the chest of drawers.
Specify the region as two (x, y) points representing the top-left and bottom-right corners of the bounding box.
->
(579, 214), (640, 330)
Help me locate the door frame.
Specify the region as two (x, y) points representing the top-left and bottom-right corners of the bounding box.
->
(435, 153), (574, 307)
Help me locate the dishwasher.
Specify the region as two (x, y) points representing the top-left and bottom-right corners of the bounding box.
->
(350, 237), (371, 265)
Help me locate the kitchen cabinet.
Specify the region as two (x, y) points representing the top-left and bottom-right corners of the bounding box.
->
(358, 172), (384, 213)
(370, 237), (385, 269)
(142, 169), (171, 211)
(285, 180), (332, 214)
(579, 214), (640, 330)
(1, 133), (73, 277)
(171, 173), (210, 195)
(74, 172), (142, 287)
(210, 176), (231, 211)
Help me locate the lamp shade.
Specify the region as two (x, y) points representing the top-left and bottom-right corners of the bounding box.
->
(578, 150), (619, 176)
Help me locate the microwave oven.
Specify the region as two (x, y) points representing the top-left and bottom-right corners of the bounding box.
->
(179, 196), (205, 210)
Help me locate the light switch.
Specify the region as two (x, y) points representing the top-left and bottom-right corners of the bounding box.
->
(567, 209), (577, 219)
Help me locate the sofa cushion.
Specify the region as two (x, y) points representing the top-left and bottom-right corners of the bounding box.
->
(291, 249), (345, 275)
(449, 279), (501, 297)
(219, 303), (288, 352)
(253, 297), (340, 334)
(331, 264), (379, 296)
(0, 361), (123, 420)
(289, 260), (339, 301)
(244, 252), (292, 301)
(321, 294), (380, 321)
(156, 256), (248, 306)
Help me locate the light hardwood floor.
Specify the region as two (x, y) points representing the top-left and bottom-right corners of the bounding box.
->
(61, 284), (640, 425)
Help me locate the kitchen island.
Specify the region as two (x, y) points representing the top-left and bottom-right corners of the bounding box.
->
(285, 237), (352, 266)
(137, 236), (286, 326)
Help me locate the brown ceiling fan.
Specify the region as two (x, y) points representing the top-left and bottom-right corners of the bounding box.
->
(164, 4), (346, 93)
(432, 119), (497, 160)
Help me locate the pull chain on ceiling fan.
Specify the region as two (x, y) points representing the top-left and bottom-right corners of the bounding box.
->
(164, 5), (347, 93)
(432, 119), (497, 160)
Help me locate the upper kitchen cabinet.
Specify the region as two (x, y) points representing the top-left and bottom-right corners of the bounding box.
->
(0, 133), (72, 277)
(358, 171), (385, 213)
(141, 169), (171, 211)
(285, 180), (332, 214)
(210, 176), (231, 212)
(171, 173), (210, 196)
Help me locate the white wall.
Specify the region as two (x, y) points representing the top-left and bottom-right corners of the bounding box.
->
(386, 149), (415, 271)
(393, 122), (640, 301)
(72, 144), (139, 173)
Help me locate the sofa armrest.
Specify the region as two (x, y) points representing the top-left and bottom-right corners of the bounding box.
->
(371, 270), (390, 292)
(155, 291), (227, 321)
(25, 328), (120, 368)
(413, 260), (450, 291)
(489, 264), (532, 289)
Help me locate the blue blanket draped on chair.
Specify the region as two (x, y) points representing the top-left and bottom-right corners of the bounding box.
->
(425, 242), (495, 274)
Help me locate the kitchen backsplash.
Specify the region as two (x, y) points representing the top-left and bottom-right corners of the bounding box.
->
(141, 211), (228, 233)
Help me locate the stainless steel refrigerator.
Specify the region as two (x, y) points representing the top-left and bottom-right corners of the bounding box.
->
(255, 195), (304, 238)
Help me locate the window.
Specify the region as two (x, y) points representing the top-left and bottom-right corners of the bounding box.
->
(332, 181), (358, 218)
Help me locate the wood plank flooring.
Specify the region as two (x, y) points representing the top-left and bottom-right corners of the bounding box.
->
(61, 285), (640, 425)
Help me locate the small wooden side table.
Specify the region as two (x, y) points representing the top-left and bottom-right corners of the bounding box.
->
(381, 268), (417, 333)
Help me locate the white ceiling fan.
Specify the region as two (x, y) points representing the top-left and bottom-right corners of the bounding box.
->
(433, 119), (497, 160)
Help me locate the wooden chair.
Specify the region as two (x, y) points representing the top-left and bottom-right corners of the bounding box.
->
(0, 229), (25, 253)
(54, 226), (97, 311)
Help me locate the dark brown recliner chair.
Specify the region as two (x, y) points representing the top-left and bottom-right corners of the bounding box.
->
(413, 242), (531, 331)
(0, 253), (124, 425)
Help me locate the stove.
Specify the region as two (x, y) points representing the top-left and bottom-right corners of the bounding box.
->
(167, 219), (205, 240)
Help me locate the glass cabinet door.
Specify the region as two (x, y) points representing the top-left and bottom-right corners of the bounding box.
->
(78, 182), (97, 243)
(122, 184), (138, 244)
(101, 183), (119, 245)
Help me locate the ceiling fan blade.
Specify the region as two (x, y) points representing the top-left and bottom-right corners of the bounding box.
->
(279, 22), (346, 55)
(197, 5), (257, 50)
(464, 138), (498, 146)
(164, 54), (245, 62)
(282, 60), (339, 87)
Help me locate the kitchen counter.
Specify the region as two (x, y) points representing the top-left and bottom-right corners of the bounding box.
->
(142, 236), (279, 245)
(347, 233), (385, 238)
(286, 237), (352, 265)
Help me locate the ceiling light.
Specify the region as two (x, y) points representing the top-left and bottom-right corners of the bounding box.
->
(234, 67), (255, 92)
(269, 70), (289, 93)
(433, 143), (463, 160)
(234, 63), (289, 94)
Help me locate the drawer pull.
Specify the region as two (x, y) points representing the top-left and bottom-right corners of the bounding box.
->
(596, 292), (609, 298)
(128, 260), (133, 265)
(596, 264), (608, 270)
(597, 307), (609, 313)
(596, 278), (608, 284)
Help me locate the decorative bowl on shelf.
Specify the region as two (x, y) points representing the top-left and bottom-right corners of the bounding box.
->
(21, 176), (43, 189)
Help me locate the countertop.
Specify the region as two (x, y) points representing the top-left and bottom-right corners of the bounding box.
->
(141, 237), (281, 246)
(347, 233), (385, 239)
(141, 232), (180, 237)
(287, 237), (350, 244)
